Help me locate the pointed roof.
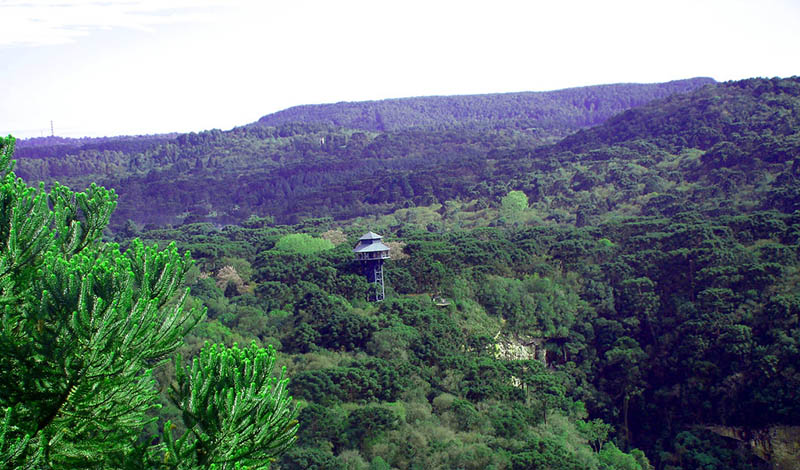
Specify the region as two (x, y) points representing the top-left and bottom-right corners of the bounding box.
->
(354, 231), (390, 253)
(359, 231), (383, 240)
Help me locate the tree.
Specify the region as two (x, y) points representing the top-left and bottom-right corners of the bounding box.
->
(602, 336), (647, 445)
(500, 190), (529, 225)
(162, 342), (299, 470)
(346, 406), (399, 450)
(0, 136), (297, 469)
(598, 442), (643, 470)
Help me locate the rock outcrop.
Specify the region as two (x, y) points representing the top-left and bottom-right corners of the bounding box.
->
(706, 425), (800, 470)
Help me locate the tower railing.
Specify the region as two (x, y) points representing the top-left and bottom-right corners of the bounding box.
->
(355, 251), (390, 261)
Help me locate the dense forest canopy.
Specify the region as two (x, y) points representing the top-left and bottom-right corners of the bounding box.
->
(4, 76), (800, 470)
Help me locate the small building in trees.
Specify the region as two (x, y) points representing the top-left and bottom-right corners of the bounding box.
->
(353, 231), (390, 301)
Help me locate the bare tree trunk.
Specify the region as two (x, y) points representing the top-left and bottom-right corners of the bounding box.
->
(623, 394), (631, 445)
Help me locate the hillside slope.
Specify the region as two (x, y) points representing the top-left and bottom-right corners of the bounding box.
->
(492, 76), (800, 223)
(252, 78), (714, 135)
(12, 78), (724, 229)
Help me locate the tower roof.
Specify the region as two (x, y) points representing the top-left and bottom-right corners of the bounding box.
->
(353, 241), (391, 253)
(359, 231), (383, 240)
(354, 231), (390, 254)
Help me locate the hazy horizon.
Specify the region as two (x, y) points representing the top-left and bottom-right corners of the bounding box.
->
(2, 0), (798, 138)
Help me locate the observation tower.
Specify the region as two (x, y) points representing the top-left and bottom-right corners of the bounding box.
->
(353, 231), (390, 301)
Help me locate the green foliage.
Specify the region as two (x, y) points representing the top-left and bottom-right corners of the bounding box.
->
(477, 274), (579, 336)
(289, 358), (403, 404)
(449, 398), (483, 432)
(0, 135), (202, 468)
(162, 342), (298, 469)
(280, 446), (345, 470)
(500, 190), (529, 225)
(274, 233), (334, 255)
(367, 456), (390, 470)
(0, 136), (298, 469)
(510, 435), (588, 470)
(137, 203), (800, 469)
(346, 406), (399, 449)
(598, 442), (642, 470)
(576, 419), (612, 452)
(666, 431), (756, 470)
(297, 404), (346, 449)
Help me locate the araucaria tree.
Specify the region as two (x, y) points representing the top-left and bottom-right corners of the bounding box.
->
(0, 135), (298, 469)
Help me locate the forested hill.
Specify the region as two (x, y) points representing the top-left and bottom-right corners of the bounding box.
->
(12, 76), (760, 227)
(492, 76), (800, 222)
(557, 77), (800, 155)
(252, 78), (714, 134)
(14, 133), (177, 160)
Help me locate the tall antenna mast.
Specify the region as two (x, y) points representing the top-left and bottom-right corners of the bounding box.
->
(50, 120), (54, 137)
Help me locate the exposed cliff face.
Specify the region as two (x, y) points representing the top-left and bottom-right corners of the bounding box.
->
(706, 425), (800, 470)
(494, 332), (546, 363)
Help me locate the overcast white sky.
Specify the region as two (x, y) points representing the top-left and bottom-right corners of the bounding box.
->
(1, 0), (798, 138)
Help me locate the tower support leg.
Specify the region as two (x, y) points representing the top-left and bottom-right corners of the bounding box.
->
(373, 263), (385, 302)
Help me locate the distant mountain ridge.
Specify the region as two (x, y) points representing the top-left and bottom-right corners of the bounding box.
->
(253, 77), (715, 133)
(15, 77), (714, 155)
(15, 75), (767, 229)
